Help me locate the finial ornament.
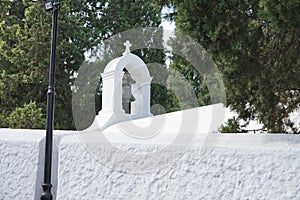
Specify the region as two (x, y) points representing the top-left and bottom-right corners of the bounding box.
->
(123, 40), (132, 55)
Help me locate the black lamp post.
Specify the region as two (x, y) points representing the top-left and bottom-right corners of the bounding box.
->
(41, 1), (60, 199)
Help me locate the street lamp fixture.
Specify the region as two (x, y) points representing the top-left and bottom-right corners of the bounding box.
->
(44, 1), (60, 12)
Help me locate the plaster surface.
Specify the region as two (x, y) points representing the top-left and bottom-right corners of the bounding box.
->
(0, 129), (74, 200)
(56, 133), (300, 200)
(94, 41), (153, 130)
(0, 129), (44, 199)
(0, 106), (299, 199)
(56, 104), (299, 200)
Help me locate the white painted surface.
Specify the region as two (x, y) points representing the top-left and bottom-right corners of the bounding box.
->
(94, 41), (153, 130)
(0, 129), (74, 200)
(0, 129), (44, 200)
(56, 133), (300, 200)
(0, 106), (299, 199)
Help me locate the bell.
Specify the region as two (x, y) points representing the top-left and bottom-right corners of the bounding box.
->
(122, 69), (136, 113)
(122, 85), (133, 103)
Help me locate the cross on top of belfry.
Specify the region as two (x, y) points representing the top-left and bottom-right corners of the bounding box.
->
(123, 40), (132, 55)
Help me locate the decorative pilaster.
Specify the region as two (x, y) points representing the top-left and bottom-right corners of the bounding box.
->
(100, 70), (125, 113)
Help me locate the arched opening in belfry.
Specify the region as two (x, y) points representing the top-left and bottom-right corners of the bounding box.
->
(122, 68), (136, 114)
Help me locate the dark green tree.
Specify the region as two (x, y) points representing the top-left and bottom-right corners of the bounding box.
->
(1, 0), (167, 130)
(160, 0), (300, 133)
(0, 0), (92, 129)
(219, 117), (242, 133)
(70, 0), (168, 129)
(7, 101), (46, 129)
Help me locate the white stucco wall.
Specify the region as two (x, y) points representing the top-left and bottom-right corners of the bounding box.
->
(0, 129), (44, 199)
(0, 129), (73, 200)
(0, 105), (299, 200)
(1, 129), (299, 200)
(56, 133), (300, 200)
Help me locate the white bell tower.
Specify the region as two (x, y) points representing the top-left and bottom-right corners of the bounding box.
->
(90, 41), (153, 130)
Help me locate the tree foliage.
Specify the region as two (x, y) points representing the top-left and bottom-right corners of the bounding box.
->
(71, 1), (167, 130)
(7, 101), (46, 129)
(160, 0), (300, 133)
(0, 0), (165, 130)
(219, 117), (242, 133)
(0, 0), (92, 129)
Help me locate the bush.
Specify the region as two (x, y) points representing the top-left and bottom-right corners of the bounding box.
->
(7, 101), (46, 129)
(219, 117), (242, 133)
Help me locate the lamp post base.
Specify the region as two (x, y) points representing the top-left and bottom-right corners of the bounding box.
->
(40, 192), (52, 200)
(41, 184), (53, 200)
